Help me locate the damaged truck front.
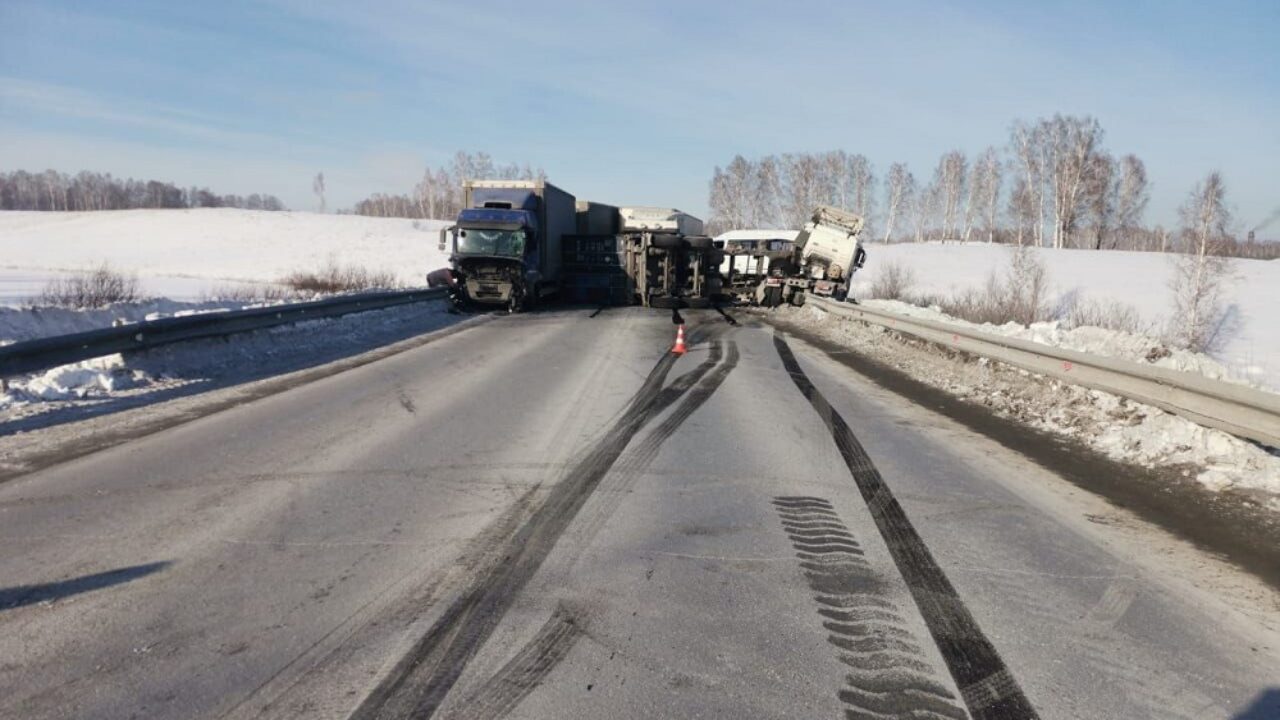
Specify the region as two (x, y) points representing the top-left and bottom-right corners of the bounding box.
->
(437, 180), (576, 311)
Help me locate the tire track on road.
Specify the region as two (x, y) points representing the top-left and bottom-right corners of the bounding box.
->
(444, 603), (583, 720)
(773, 333), (1038, 720)
(568, 339), (740, 550)
(435, 338), (741, 719)
(350, 338), (722, 719)
(774, 497), (968, 720)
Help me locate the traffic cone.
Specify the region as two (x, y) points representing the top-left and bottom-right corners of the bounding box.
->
(671, 324), (687, 355)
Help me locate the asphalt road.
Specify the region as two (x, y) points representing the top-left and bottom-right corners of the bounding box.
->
(1, 307), (1276, 719)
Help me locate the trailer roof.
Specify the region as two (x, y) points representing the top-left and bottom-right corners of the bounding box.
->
(715, 229), (802, 242)
(465, 179), (564, 192)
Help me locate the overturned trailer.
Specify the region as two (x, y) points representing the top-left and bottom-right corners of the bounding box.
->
(562, 206), (718, 308)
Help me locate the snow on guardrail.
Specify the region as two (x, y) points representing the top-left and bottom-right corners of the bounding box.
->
(807, 295), (1280, 449)
(0, 288), (448, 380)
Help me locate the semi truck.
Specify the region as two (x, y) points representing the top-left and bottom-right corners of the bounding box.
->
(716, 206), (867, 308)
(436, 180), (576, 311)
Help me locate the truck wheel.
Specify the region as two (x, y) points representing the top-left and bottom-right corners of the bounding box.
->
(508, 286), (526, 314)
(650, 295), (678, 309)
(684, 297), (712, 309)
(790, 290), (806, 307)
(652, 236), (684, 250)
(764, 286), (783, 308)
(685, 236), (713, 250)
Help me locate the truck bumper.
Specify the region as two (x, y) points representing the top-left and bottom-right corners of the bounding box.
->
(464, 279), (514, 304)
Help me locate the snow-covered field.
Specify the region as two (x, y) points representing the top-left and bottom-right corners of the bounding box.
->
(0, 209), (453, 303)
(850, 242), (1280, 391)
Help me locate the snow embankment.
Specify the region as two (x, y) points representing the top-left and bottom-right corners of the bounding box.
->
(0, 300), (461, 413)
(0, 298), (255, 346)
(861, 298), (1261, 391)
(850, 243), (1280, 391)
(0, 209), (453, 303)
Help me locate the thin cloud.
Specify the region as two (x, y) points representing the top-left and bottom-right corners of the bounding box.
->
(0, 77), (322, 153)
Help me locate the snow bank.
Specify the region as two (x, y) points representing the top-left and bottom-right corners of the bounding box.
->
(0, 298), (257, 345)
(1, 300), (461, 416)
(862, 299), (1260, 391)
(2, 354), (145, 403)
(0, 209), (453, 303)
(851, 243), (1280, 390)
(779, 303), (1280, 505)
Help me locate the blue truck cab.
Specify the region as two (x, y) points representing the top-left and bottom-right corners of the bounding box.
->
(438, 180), (576, 311)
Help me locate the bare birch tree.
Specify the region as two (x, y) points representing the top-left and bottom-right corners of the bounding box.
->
(753, 155), (784, 227)
(1114, 155), (1149, 250)
(1082, 152), (1116, 250)
(1169, 172), (1232, 351)
(1009, 120), (1046, 246)
(847, 154), (874, 233)
(1044, 114), (1103, 248)
(973, 147), (1002, 243)
(933, 151), (966, 240)
(882, 163), (913, 242)
(313, 172), (326, 213)
(783, 154), (823, 229)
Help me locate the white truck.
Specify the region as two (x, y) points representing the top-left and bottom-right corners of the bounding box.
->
(717, 205), (866, 307)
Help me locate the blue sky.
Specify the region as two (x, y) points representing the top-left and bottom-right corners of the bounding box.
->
(1, 0), (1277, 230)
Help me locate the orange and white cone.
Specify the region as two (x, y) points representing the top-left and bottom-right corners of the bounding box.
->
(671, 324), (687, 355)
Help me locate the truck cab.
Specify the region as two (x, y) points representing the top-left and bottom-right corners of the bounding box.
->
(450, 207), (539, 309)
(439, 180), (576, 311)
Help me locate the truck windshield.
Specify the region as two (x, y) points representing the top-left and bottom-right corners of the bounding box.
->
(457, 228), (526, 257)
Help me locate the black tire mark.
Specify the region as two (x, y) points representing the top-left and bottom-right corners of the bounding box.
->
(774, 497), (968, 720)
(565, 340), (740, 551)
(774, 334), (1038, 720)
(444, 604), (582, 720)
(350, 350), (684, 720)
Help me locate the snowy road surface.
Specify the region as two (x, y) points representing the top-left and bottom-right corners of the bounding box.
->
(0, 308), (1277, 719)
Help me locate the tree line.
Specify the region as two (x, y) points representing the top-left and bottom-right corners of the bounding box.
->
(347, 151), (547, 219)
(0, 169), (286, 212)
(707, 114), (1277, 260)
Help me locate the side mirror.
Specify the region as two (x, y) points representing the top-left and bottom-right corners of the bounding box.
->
(438, 226), (452, 253)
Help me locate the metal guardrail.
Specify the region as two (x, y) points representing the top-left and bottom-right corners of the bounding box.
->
(0, 288), (448, 378)
(806, 296), (1280, 448)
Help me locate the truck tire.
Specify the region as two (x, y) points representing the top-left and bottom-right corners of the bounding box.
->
(649, 295), (678, 309)
(651, 235), (684, 250)
(764, 286), (783, 308)
(685, 236), (713, 250)
(684, 297), (712, 309)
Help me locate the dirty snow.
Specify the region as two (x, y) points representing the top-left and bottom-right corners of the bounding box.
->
(779, 303), (1280, 506)
(0, 208), (453, 303)
(851, 242), (1280, 391)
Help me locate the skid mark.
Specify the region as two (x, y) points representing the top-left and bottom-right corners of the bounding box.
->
(349, 350), (683, 719)
(774, 497), (968, 720)
(773, 335), (1038, 720)
(443, 604), (582, 720)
